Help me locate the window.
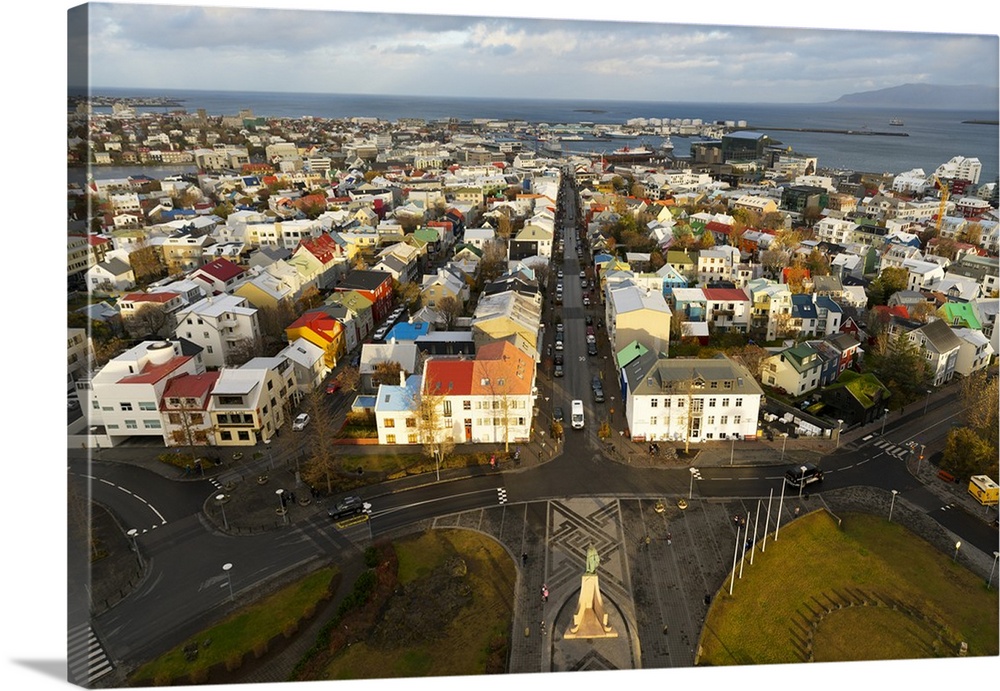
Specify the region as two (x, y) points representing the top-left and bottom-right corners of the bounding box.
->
(710, 381), (718, 389)
(443, 401), (452, 417)
(735, 398), (743, 407)
(385, 418), (395, 428)
(139, 401), (156, 411)
(125, 419), (137, 429)
(408, 434), (418, 444)
(191, 414), (204, 425)
(722, 398), (730, 407)
(650, 398), (658, 408)
(649, 417), (657, 426)
(664, 398), (671, 407)
(720, 415), (728, 424)
(734, 415), (741, 424)
(707, 416), (715, 425)
(143, 419), (161, 429)
(386, 434), (396, 445)
(463, 400), (471, 410)
(168, 413), (181, 424)
(120, 402), (133, 411)
(709, 398), (717, 407)
(677, 399), (685, 409)
(238, 431), (250, 441)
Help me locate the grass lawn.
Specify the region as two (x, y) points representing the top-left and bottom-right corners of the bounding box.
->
(698, 511), (998, 666)
(130, 567), (337, 685)
(320, 529), (517, 679)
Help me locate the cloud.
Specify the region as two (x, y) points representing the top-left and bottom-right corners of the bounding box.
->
(79, 2), (998, 103)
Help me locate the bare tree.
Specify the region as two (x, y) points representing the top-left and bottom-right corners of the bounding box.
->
(728, 343), (769, 381)
(225, 336), (263, 367)
(412, 378), (455, 481)
(300, 388), (342, 494)
(123, 303), (168, 339)
(436, 295), (464, 330)
(336, 364), (361, 393)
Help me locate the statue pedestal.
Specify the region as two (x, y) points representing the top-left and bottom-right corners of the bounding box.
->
(564, 573), (618, 639)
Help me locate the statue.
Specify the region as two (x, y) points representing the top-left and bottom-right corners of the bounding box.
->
(585, 544), (600, 574)
(566, 543), (617, 639)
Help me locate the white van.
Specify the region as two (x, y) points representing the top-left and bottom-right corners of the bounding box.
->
(571, 400), (585, 429)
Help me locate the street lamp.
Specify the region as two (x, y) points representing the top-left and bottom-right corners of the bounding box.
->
(127, 528), (139, 554)
(775, 479), (786, 541)
(917, 443), (926, 474)
(222, 562), (234, 602)
(989, 551), (1000, 590)
(276, 488), (288, 524)
(835, 419), (844, 449)
(730, 436), (736, 466)
(953, 541), (962, 563)
(689, 467), (699, 500)
(779, 433), (789, 463)
(923, 389), (932, 415)
(880, 408), (889, 436)
(216, 493), (229, 530)
(888, 489), (898, 523)
(798, 466), (808, 500)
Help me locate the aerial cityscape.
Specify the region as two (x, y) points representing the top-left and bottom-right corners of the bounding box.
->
(39, 3), (1000, 691)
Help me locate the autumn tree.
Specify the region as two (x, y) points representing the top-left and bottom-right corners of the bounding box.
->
(394, 280), (421, 314)
(908, 300), (935, 323)
(958, 222), (983, 246)
(257, 302), (298, 354)
(478, 239), (508, 287)
(335, 365), (361, 394)
(784, 265), (811, 294)
(128, 235), (166, 283)
(727, 343), (769, 381)
(960, 369), (1000, 450)
(940, 427), (997, 481)
(371, 360), (404, 387)
(805, 249), (831, 277)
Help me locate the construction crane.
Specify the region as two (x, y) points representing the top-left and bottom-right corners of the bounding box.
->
(932, 174), (950, 235)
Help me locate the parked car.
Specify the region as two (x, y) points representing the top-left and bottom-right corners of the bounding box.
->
(554, 353), (564, 366)
(592, 386), (605, 403)
(583, 296), (591, 306)
(579, 270), (586, 278)
(587, 341), (598, 356)
(553, 406), (565, 423)
(557, 270), (564, 278)
(585, 314), (594, 326)
(326, 380), (342, 394)
(554, 363), (564, 377)
(555, 338), (564, 351)
(328, 495), (369, 521)
(292, 413), (310, 431)
(592, 375), (602, 391)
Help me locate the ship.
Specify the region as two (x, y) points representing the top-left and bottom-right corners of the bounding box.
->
(600, 144), (656, 163)
(889, 117), (904, 126)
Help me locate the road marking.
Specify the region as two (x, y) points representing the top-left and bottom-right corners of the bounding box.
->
(86, 474), (168, 525)
(67, 623), (113, 685)
(497, 488), (508, 504)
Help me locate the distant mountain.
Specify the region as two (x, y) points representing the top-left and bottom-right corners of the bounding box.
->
(830, 83), (999, 110)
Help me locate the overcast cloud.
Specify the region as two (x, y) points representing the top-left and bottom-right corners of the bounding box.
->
(70, 0), (999, 104)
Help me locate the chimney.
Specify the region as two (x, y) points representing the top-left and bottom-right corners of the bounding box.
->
(399, 370), (406, 387)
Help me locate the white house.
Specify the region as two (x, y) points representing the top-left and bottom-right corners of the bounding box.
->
(621, 353), (763, 443)
(174, 294), (261, 368)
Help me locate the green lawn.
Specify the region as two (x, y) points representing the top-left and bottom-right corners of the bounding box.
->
(130, 567), (337, 685)
(698, 511), (998, 665)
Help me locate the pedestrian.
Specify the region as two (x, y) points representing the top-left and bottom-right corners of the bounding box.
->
(541, 585), (549, 602)
(490, 454), (496, 470)
(289, 491), (296, 503)
(521, 552), (528, 566)
(794, 506), (801, 517)
(666, 531), (672, 545)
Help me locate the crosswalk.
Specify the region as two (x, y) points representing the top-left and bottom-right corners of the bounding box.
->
(497, 487), (508, 504)
(68, 622), (113, 686)
(872, 438), (913, 460)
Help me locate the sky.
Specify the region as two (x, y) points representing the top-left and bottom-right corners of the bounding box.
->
(1, 2), (998, 691)
(68, 0), (999, 104)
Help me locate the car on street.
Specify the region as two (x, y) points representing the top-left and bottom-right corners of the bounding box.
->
(592, 375), (602, 391)
(784, 463), (824, 488)
(556, 322), (564, 334)
(292, 413), (310, 430)
(557, 270), (564, 278)
(554, 363), (564, 377)
(350, 354), (361, 367)
(579, 270), (586, 278)
(553, 406), (565, 423)
(554, 353), (564, 366)
(583, 296), (591, 306)
(593, 386), (605, 403)
(555, 338), (564, 351)
(326, 380), (342, 394)
(585, 315), (593, 326)
(587, 341), (598, 356)
(328, 495), (369, 521)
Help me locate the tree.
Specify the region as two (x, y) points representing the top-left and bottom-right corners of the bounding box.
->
(478, 239), (508, 287)
(436, 295), (464, 330)
(760, 248), (788, 278)
(412, 379), (455, 481)
(908, 300), (935, 323)
(960, 369), (999, 450)
(123, 303), (169, 339)
(958, 222), (983, 247)
(395, 280), (421, 314)
(336, 365), (361, 394)
(805, 249), (831, 277)
(727, 343), (769, 381)
(868, 266), (908, 306)
(371, 360), (403, 387)
(225, 336), (263, 367)
(300, 389), (342, 495)
(784, 265), (810, 294)
(863, 330), (931, 407)
(128, 236), (166, 283)
(941, 427), (997, 480)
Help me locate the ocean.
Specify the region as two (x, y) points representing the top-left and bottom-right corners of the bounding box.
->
(74, 87), (1000, 184)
